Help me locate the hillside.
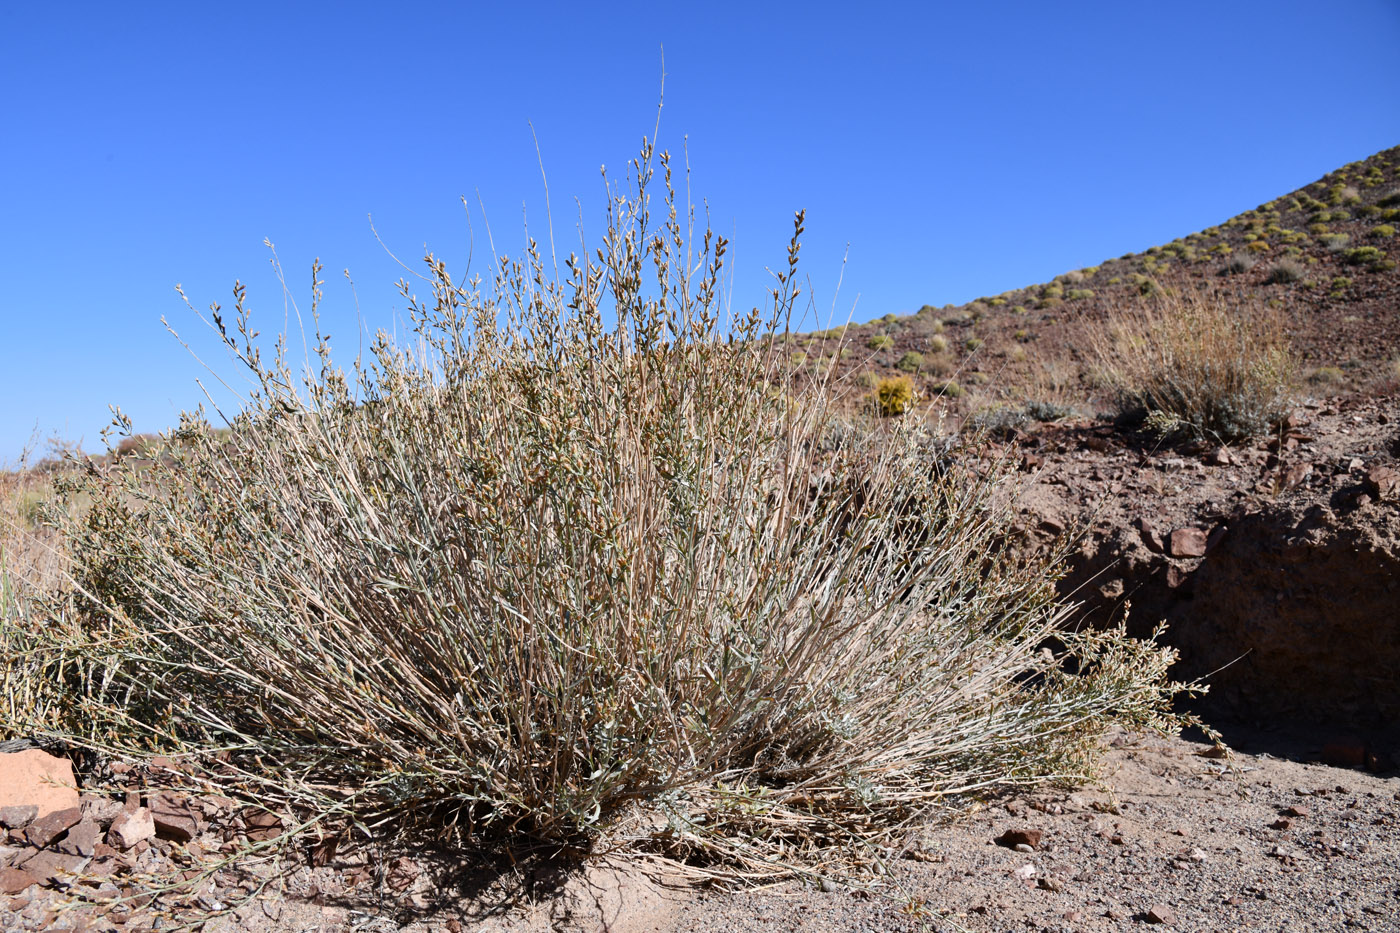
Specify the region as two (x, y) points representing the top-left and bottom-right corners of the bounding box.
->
(794, 145), (1400, 414)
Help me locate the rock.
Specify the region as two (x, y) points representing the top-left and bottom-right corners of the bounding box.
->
(81, 796), (125, 827)
(149, 793), (199, 843)
(1012, 863), (1036, 881)
(241, 809), (284, 843)
(1322, 739), (1368, 768)
(55, 817), (102, 857)
(1364, 465), (1397, 500)
(0, 750), (79, 818)
(1209, 447), (1232, 466)
(1146, 904), (1177, 925)
(1269, 818), (1292, 830)
(108, 808), (156, 850)
(1282, 462), (1313, 490)
(1282, 805), (1310, 818)
(24, 806), (82, 848)
(1037, 875), (1063, 892)
(0, 805), (38, 829)
(994, 828), (1043, 850)
(1136, 517), (1164, 553)
(19, 850), (88, 887)
(1168, 527), (1207, 558)
(0, 866), (38, 895)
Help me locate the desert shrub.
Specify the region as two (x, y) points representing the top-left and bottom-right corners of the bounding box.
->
(855, 371), (881, 389)
(1266, 259), (1304, 284)
(881, 312), (898, 324)
(1307, 366), (1345, 385)
(8, 140), (1194, 876)
(896, 351), (924, 373)
(1319, 233), (1351, 252)
(1014, 329), (1030, 342)
(1371, 224), (1396, 239)
(1092, 285), (1295, 443)
(1011, 304), (1028, 314)
(930, 380), (965, 398)
(928, 334), (949, 353)
(1065, 288), (1094, 301)
(965, 337), (984, 351)
(1041, 284), (1064, 300)
(790, 351), (808, 366)
(1245, 241), (1270, 253)
(874, 374), (915, 415)
(1343, 246), (1385, 266)
(867, 334), (894, 351)
(1308, 222), (1330, 235)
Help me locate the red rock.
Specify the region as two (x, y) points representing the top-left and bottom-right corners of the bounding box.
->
(1281, 805), (1310, 818)
(24, 806), (82, 848)
(994, 828), (1043, 850)
(149, 793), (198, 843)
(1168, 527), (1207, 558)
(0, 867), (38, 895)
(241, 809), (284, 843)
(1281, 462), (1313, 490)
(1147, 904), (1177, 924)
(1323, 739), (1368, 768)
(108, 808), (155, 850)
(1364, 465), (1397, 500)
(0, 750), (79, 818)
(20, 850), (88, 887)
(1269, 818), (1292, 830)
(1136, 517), (1163, 553)
(55, 816), (102, 857)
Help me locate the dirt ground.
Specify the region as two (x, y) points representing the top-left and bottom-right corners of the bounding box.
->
(4, 727), (1397, 933)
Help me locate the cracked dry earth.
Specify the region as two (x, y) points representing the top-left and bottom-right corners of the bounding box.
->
(2, 731), (1398, 933)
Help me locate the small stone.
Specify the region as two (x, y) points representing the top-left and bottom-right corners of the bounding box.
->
(1015, 843), (1034, 853)
(1364, 465), (1397, 500)
(56, 817), (102, 857)
(81, 796), (125, 828)
(108, 808), (156, 850)
(1037, 875), (1063, 892)
(1209, 447), (1232, 466)
(995, 828), (1043, 850)
(1188, 847), (1208, 862)
(1282, 805), (1310, 818)
(1012, 863), (1037, 881)
(1282, 462), (1313, 490)
(0, 867), (38, 895)
(1270, 818), (1292, 830)
(24, 806), (82, 848)
(1169, 527), (1207, 558)
(1136, 517), (1163, 553)
(818, 878), (837, 893)
(1147, 904), (1177, 925)
(0, 805), (39, 829)
(0, 751), (79, 818)
(1063, 911), (1082, 922)
(241, 809), (284, 842)
(149, 794), (198, 843)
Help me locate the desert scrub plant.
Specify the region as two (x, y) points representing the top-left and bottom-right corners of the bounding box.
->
(20, 139), (1196, 877)
(1091, 284), (1295, 443)
(927, 334), (948, 353)
(930, 380), (965, 399)
(1343, 246), (1385, 267)
(1371, 224), (1396, 238)
(1319, 233), (1351, 252)
(896, 351), (924, 373)
(1266, 259), (1304, 284)
(873, 374), (915, 415)
(867, 334), (894, 351)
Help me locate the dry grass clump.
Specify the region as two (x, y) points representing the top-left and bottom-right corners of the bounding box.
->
(1092, 285), (1295, 443)
(5, 140), (1194, 875)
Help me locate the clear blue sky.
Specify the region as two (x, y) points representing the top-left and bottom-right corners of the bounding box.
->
(3, 1), (1397, 461)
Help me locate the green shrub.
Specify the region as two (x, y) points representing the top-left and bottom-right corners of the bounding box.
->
(875, 374), (915, 415)
(1066, 288), (1095, 301)
(1011, 304), (1029, 314)
(11, 138), (1196, 876)
(897, 351), (925, 373)
(790, 351), (808, 366)
(867, 334), (894, 351)
(965, 337), (984, 352)
(931, 380), (965, 398)
(1091, 285), (1295, 443)
(1245, 241), (1270, 253)
(855, 370), (881, 389)
(928, 334), (949, 353)
(1370, 224), (1396, 239)
(1343, 246), (1385, 266)
(1319, 233), (1350, 252)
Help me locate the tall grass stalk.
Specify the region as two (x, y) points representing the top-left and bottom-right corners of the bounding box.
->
(11, 140), (1193, 873)
(1092, 284), (1296, 443)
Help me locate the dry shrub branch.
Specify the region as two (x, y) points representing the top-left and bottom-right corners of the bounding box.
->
(4, 140), (1196, 875)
